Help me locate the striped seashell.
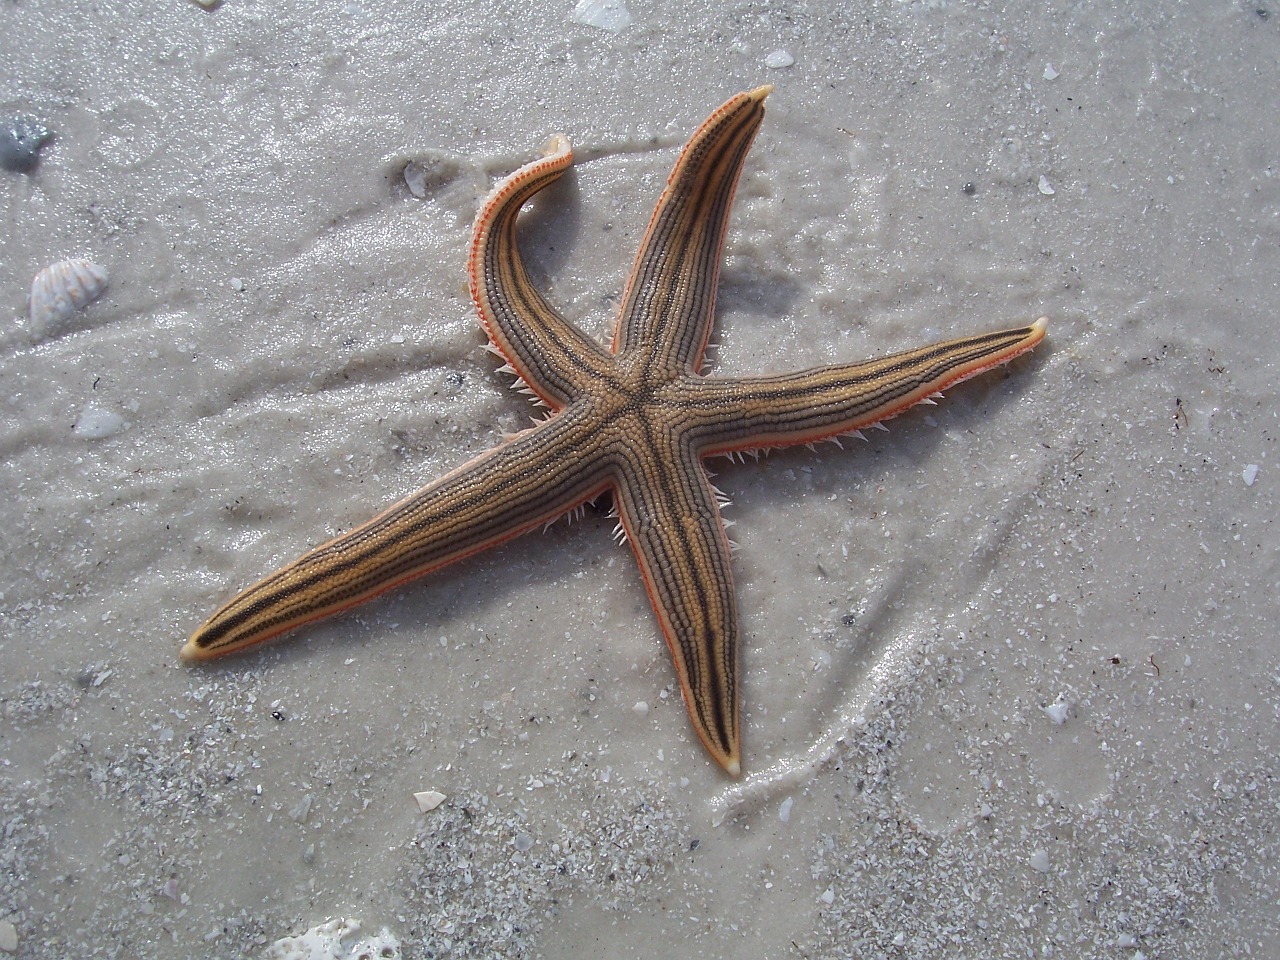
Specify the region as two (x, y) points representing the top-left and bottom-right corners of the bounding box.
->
(29, 258), (109, 336)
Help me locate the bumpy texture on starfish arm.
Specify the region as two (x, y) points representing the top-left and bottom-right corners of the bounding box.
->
(183, 87), (1046, 776)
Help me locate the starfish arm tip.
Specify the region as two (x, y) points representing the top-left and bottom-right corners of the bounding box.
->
(179, 638), (206, 664)
(541, 134), (572, 159)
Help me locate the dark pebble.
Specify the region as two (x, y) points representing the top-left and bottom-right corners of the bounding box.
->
(0, 115), (53, 173)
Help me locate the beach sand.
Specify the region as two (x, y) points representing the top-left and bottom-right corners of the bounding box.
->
(2, 1), (1276, 956)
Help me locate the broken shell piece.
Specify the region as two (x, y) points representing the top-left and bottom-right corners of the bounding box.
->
(413, 790), (446, 812)
(402, 151), (463, 198)
(73, 404), (127, 439)
(572, 0), (633, 32)
(264, 918), (400, 960)
(29, 259), (109, 338)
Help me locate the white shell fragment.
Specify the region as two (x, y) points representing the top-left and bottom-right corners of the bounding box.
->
(73, 404), (127, 439)
(413, 790), (446, 812)
(1044, 700), (1070, 725)
(572, 0), (632, 32)
(1242, 463), (1259, 486)
(401, 152), (463, 199)
(764, 49), (796, 69)
(1037, 175), (1056, 196)
(263, 917), (401, 960)
(0, 920), (17, 954)
(29, 258), (109, 338)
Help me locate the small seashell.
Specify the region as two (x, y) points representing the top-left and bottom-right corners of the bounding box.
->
(29, 259), (109, 338)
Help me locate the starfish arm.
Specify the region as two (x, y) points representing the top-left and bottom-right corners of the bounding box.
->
(181, 408), (613, 662)
(613, 87), (771, 374)
(681, 318), (1047, 454)
(613, 444), (741, 775)
(469, 135), (614, 408)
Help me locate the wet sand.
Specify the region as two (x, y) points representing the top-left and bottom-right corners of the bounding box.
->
(2, 2), (1276, 956)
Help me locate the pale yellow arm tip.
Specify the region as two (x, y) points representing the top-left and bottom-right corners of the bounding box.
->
(539, 134), (572, 159)
(179, 639), (206, 664)
(1031, 315), (1049, 335)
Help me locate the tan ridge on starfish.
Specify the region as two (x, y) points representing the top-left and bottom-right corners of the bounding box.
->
(182, 86), (1046, 776)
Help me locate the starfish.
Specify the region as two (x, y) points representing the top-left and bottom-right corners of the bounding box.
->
(182, 87), (1046, 775)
